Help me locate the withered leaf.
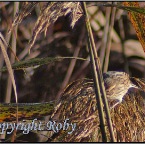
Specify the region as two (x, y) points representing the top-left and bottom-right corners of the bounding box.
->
(123, 2), (145, 52)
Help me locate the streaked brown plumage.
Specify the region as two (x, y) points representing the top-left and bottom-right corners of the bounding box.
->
(103, 71), (145, 108)
(48, 71), (145, 142)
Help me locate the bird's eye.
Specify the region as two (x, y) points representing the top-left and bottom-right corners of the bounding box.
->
(103, 73), (110, 79)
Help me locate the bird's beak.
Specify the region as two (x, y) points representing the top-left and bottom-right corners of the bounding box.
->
(130, 77), (145, 92)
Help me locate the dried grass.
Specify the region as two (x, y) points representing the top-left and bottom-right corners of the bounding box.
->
(9, 2), (83, 51)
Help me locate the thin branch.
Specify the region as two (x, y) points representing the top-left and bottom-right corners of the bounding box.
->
(119, 16), (129, 73)
(3, 2), (19, 142)
(103, 3), (116, 73)
(82, 2), (107, 142)
(56, 26), (85, 100)
(100, 7), (111, 70)
(82, 2), (116, 142)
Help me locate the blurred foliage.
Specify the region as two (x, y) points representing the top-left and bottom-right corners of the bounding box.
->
(0, 2), (145, 142)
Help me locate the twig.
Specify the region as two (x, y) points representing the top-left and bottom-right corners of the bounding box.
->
(82, 2), (107, 142)
(100, 7), (111, 70)
(103, 3), (116, 73)
(82, 2), (116, 142)
(119, 16), (129, 73)
(56, 26), (85, 99)
(3, 2), (19, 142)
(71, 56), (90, 80)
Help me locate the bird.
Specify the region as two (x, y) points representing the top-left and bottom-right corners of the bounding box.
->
(103, 71), (145, 109)
(52, 71), (145, 114)
(47, 71), (145, 142)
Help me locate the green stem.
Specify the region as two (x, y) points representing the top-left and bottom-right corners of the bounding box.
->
(82, 2), (107, 142)
(82, 2), (116, 142)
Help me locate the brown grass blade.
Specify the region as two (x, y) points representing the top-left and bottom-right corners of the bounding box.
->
(0, 33), (18, 103)
(0, 33), (18, 142)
